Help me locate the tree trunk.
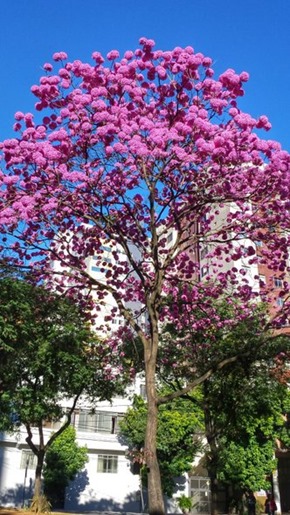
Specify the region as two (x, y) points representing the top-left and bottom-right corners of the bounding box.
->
(144, 332), (165, 515)
(209, 473), (219, 515)
(34, 451), (45, 498)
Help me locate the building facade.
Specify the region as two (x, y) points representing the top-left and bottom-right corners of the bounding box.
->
(0, 381), (143, 512)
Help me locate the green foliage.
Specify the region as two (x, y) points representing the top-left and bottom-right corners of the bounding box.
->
(158, 300), (290, 505)
(0, 274), (126, 431)
(202, 360), (289, 496)
(276, 389), (290, 449)
(0, 272), (128, 499)
(217, 437), (275, 491)
(43, 426), (88, 507)
(177, 494), (193, 513)
(120, 393), (204, 496)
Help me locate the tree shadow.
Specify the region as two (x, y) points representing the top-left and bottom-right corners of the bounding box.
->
(65, 485), (142, 512)
(0, 479), (33, 508)
(45, 462), (90, 509)
(65, 469), (90, 509)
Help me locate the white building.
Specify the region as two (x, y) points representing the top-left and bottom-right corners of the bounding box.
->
(0, 380), (146, 512)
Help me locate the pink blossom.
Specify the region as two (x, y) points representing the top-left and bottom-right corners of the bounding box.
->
(124, 50), (134, 60)
(61, 79), (71, 89)
(14, 111), (25, 120)
(43, 63), (53, 72)
(58, 68), (70, 79)
(229, 107), (239, 117)
(239, 71), (249, 82)
(156, 65), (167, 79)
(203, 56), (212, 67)
(107, 50), (120, 61)
(13, 122), (22, 132)
(81, 122), (92, 132)
(24, 113), (34, 122)
(256, 115), (272, 131)
(92, 51), (105, 64)
(139, 37), (155, 48)
(60, 108), (70, 118)
(52, 51), (68, 61)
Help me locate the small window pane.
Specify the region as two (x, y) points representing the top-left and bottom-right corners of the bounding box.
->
(97, 454), (118, 473)
(20, 450), (37, 469)
(140, 384), (147, 399)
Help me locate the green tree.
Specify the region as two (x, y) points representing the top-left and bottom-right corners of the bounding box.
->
(0, 275), (127, 503)
(120, 393), (204, 497)
(156, 302), (290, 514)
(43, 426), (88, 508)
(201, 363), (287, 514)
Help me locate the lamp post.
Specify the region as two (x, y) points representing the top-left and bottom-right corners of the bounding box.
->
(22, 456), (29, 508)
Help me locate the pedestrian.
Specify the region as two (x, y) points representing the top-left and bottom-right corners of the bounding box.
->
(247, 491), (256, 515)
(265, 493), (271, 514)
(269, 495), (277, 515)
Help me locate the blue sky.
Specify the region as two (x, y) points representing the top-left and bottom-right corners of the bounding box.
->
(0, 0), (289, 149)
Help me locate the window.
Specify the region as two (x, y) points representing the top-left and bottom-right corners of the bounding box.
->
(77, 410), (121, 434)
(240, 246), (248, 256)
(237, 231), (247, 239)
(91, 266), (101, 272)
(274, 277), (282, 288)
(43, 419), (62, 430)
(97, 454), (118, 473)
(20, 450), (37, 470)
(277, 298), (284, 307)
(200, 245), (208, 260)
(112, 318), (122, 325)
(140, 384), (147, 399)
(167, 233), (173, 243)
(189, 476), (211, 514)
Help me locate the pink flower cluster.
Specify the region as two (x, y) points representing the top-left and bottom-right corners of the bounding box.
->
(0, 38), (289, 367)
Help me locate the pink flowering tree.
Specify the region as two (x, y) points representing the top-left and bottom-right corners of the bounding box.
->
(1, 38), (290, 514)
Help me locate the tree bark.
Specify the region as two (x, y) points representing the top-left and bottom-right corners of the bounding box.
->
(209, 472), (219, 515)
(144, 328), (165, 515)
(34, 451), (45, 498)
